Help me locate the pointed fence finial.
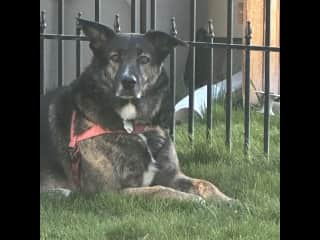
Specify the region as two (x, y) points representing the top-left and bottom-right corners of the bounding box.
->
(171, 17), (177, 37)
(114, 14), (120, 32)
(76, 12), (83, 31)
(40, 10), (47, 33)
(207, 19), (215, 39)
(245, 21), (252, 44)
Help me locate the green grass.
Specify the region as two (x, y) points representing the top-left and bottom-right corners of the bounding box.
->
(40, 105), (280, 240)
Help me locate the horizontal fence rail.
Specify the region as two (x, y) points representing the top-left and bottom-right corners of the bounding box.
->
(40, 0), (280, 158)
(186, 41), (280, 51)
(39, 33), (280, 52)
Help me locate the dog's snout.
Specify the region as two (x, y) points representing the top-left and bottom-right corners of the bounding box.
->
(121, 76), (137, 89)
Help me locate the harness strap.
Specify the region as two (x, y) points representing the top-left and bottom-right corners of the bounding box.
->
(69, 111), (114, 148)
(69, 146), (81, 188)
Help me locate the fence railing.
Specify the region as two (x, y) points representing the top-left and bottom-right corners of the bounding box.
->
(40, 0), (280, 157)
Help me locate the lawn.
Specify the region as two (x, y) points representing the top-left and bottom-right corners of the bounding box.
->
(40, 105), (280, 240)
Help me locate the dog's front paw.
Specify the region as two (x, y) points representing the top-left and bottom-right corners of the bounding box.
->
(191, 179), (232, 202)
(122, 185), (205, 202)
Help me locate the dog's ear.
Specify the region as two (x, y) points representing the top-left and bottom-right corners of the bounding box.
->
(145, 31), (187, 62)
(77, 18), (116, 53)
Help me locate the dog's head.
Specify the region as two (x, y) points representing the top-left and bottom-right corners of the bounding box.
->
(78, 18), (186, 100)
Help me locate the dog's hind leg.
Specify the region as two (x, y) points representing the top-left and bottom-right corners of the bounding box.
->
(40, 170), (73, 197)
(121, 185), (204, 202)
(41, 188), (72, 197)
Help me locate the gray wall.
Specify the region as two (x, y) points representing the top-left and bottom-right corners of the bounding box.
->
(208, 0), (243, 38)
(40, 0), (215, 99)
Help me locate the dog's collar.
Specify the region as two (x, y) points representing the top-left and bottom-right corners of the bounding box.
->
(68, 110), (151, 188)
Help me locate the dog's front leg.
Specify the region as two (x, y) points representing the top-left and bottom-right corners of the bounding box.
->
(170, 174), (232, 201)
(121, 186), (204, 202)
(150, 133), (232, 201)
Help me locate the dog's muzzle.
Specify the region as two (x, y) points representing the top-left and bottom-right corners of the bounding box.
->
(116, 75), (142, 99)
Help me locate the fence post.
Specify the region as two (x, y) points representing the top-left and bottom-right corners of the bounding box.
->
(76, 12), (82, 78)
(131, 0), (136, 32)
(264, 0), (271, 158)
(40, 10), (47, 95)
(95, 0), (100, 22)
(188, 0), (196, 144)
(244, 21), (252, 154)
(206, 19), (215, 142)
(140, 0), (147, 33)
(226, 0), (234, 152)
(151, 0), (156, 30)
(170, 17), (177, 142)
(58, 0), (64, 87)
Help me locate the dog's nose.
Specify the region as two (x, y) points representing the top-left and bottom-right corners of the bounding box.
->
(121, 76), (137, 89)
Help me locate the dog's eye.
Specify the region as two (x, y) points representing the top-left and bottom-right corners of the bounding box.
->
(110, 54), (121, 62)
(138, 56), (150, 64)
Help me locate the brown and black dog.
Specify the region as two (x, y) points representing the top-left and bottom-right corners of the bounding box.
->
(40, 18), (232, 202)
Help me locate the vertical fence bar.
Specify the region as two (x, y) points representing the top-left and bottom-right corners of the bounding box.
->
(131, 0), (136, 32)
(140, 0), (147, 33)
(76, 12), (82, 78)
(95, 0), (100, 22)
(264, 0), (271, 157)
(58, 0), (64, 87)
(40, 10), (47, 95)
(151, 0), (156, 30)
(225, 0), (233, 151)
(170, 17), (177, 142)
(188, 0), (196, 144)
(207, 19), (215, 141)
(244, 21), (252, 154)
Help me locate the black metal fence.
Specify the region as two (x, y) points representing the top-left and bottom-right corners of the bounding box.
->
(40, 0), (280, 157)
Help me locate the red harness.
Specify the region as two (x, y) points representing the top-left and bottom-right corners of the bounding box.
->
(68, 110), (149, 188)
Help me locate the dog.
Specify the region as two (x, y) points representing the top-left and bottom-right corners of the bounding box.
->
(40, 18), (232, 202)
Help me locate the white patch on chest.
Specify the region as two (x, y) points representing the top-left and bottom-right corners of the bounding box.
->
(116, 102), (137, 120)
